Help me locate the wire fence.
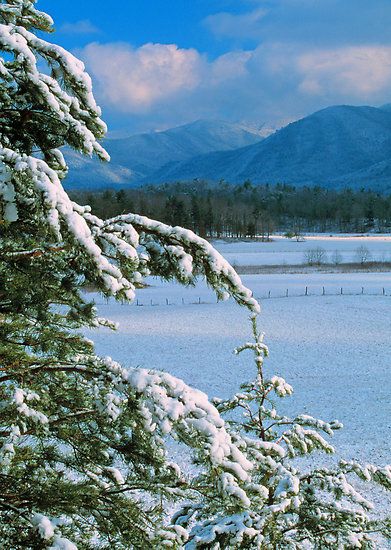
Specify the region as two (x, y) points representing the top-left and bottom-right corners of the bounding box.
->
(258, 285), (389, 300)
(128, 286), (390, 307)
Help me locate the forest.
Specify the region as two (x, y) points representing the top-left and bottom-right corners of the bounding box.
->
(71, 181), (391, 239)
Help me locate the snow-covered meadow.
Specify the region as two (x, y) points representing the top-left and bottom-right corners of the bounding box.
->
(213, 234), (391, 266)
(87, 273), (390, 464)
(85, 238), (391, 514)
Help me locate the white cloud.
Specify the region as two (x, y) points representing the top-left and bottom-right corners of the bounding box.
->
(80, 42), (203, 111)
(60, 20), (100, 35)
(204, 8), (268, 40)
(78, 40), (391, 132)
(210, 51), (252, 83)
(297, 46), (391, 97)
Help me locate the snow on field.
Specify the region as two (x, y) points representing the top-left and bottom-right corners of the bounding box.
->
(213, 234), (391, 266)
(106, 271), (391, 306)
(87, 271), (391, 469)
(84, 273), (391, 524)
(245, 271), (391, 299)
(85, 235), (390, 516)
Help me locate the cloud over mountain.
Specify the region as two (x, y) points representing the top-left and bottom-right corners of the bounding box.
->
(80, 42), (203, 111)
(79, 38), (391, 135)
(44, 0), (391, 133)
(297, 46), (391, 97)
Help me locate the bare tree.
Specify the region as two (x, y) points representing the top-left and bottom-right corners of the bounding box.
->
(331, 250), (343, 265)
(355, 245), (372, 265)
(304, 247), (327, 265)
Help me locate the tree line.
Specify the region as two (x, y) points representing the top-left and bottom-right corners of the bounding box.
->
(71, 180), (391, 239)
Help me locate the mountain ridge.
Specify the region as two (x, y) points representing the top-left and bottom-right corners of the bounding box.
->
(64, 105), (391, 192)
(147, 105), (391, 191)
(63, 119), (264, 189)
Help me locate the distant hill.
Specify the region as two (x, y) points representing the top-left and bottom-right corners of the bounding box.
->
(63, 149), (135, 190)
(63, 120), (264, 189)
(149, 105), (391, 192)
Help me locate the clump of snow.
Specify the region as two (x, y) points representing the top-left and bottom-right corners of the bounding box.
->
(270, 376), (293, 397)
(0, 425), (20, 468)
(105, 467), (125, 485)
(32, 514), (55, 540)
(12, 388), (48, 425)
(0, 162), (17, 221)
(48, 536), (78, 550)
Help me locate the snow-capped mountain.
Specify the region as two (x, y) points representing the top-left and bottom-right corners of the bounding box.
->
(63, 120), (264, 189)
(148, 105), (391, 191)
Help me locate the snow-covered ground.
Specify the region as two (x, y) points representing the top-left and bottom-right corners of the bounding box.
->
(85, 241), (391, 515)
(125, 271), (391, 303)
(213, 234), (391, 266)
(87, 272), (390, 466)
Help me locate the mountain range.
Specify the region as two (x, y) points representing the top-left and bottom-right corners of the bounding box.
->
(63, 120), (264, 189)
(64, 105), (391, 192)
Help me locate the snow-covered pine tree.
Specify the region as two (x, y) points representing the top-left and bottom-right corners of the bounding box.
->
(0, 2), (261, 547)
(0, 2), (390, 549)
(178, 317), (391, 548)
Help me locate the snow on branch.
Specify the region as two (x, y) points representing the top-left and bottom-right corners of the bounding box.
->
(0, 146), (136, 299)
(0, 20), (107, 160)
(0, 2), (53, 32)
(0, 146), (259, 312)
(98, 213), (260, 313)
(104, 357), (254, 505)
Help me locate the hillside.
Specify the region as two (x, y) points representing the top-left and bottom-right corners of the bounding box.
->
(149, 105), (391, 191)
(63, 120), (263, 189)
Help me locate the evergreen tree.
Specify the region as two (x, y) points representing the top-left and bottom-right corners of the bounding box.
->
(179, 318), (391, 547)
(0, 2), (390, 549)
(204, 194), (214, 238)
(165, 195), (187, 227)
(0, 2), (259, 547)
(190, 194), (204, 237)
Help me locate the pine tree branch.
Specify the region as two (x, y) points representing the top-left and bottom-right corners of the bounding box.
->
(0, 245), (67, 260)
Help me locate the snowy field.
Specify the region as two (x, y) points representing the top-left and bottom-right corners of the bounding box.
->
(85, 240), (391, 516)
(213, 234), (391, 266)
(86, 272), (390, 467)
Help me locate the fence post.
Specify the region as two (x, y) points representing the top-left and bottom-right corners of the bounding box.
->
(268, 290), (271, 299)
(383, 287), (385, 296)
(286, 289), (288, 297)
(362, 287), (364, 295)
(305, 286), (308, 296)
(322, 286), (325, 296)
(198, 297), (201, 304)
(340, 287), (343, 295)
(182, 297), (184, 305)
(166, 298), (169, 305)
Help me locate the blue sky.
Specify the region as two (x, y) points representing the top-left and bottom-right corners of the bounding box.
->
(39, 0), (391, 135)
